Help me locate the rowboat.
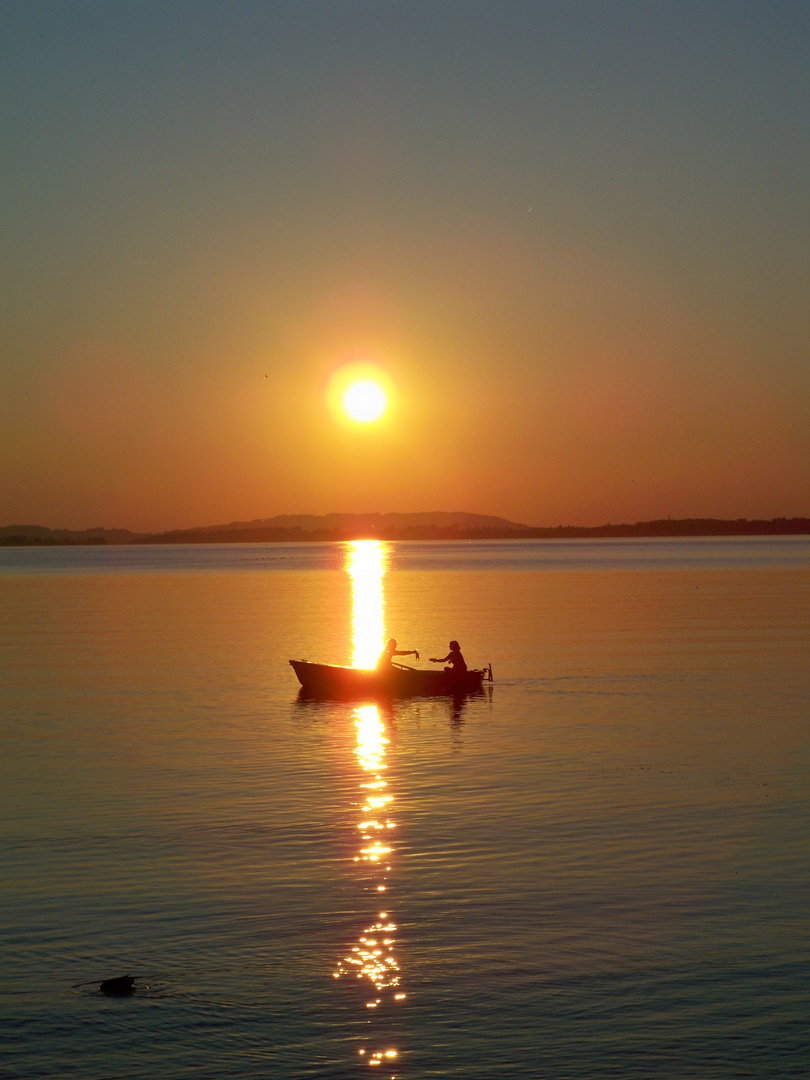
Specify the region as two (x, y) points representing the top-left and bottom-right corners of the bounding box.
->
(289, 659), (493, 699)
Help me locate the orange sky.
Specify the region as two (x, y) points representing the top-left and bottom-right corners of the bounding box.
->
(1, 3), (808, 531)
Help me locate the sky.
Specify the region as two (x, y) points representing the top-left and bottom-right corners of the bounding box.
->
(1, 0), (808, 532)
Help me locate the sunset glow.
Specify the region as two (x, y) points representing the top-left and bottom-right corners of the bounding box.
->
(2, 5), (808, 532)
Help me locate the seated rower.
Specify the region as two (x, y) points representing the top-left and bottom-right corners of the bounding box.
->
(377, 637), (419, 669)
(429, 640), (467, 675)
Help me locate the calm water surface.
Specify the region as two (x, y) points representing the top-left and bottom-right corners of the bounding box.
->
(1, 539), (809, 1078)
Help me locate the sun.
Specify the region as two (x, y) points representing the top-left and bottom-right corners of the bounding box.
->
(327, 362), (392, 426)
(342, 379), (387, 423)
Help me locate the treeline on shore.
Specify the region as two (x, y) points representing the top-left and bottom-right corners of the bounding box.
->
(0, 536), (110, 546)
(2, 517), (809, 546)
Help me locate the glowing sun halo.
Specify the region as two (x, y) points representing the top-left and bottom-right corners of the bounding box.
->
(342, 379), (388, 423)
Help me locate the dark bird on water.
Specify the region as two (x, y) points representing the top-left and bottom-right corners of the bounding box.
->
(100, 975), (136, 996)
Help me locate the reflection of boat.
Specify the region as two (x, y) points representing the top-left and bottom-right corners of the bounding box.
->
(290, 659), (493, 699)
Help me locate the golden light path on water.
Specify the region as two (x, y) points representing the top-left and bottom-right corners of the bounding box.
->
(334, 541), (404, 1074)
(347, 539), (386, 670)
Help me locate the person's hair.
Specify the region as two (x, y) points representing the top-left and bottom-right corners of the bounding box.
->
(450, 640), (459, 649)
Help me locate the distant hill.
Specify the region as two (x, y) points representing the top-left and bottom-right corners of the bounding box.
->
(142, 511), (532, 543)
(0, 512), (529, 546)
(185, 511), (529, 533)
(2, 515), (809, 545)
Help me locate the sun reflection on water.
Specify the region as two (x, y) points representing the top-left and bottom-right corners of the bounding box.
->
(346, 540), (386, 669)
(333, 703), (403, 1070)
(334, 541), (403, 1074)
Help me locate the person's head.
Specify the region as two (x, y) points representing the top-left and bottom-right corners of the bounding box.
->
(450, 640), (460, 650)
(388, 638), (397, 649)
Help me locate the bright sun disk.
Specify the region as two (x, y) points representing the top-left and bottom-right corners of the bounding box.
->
(342, 379), (387, 423)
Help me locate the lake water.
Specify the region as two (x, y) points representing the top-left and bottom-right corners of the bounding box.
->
(1, 538), (809, 1078)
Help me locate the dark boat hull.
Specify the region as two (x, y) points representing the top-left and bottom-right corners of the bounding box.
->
(289, 659), (491, 699)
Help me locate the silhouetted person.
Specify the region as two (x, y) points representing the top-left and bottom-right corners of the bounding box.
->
(376, 638), (419, 669)
(430, 640), (467, 675)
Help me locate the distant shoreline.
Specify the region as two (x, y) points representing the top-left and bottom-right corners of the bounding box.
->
(2, 517), (808, 546)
